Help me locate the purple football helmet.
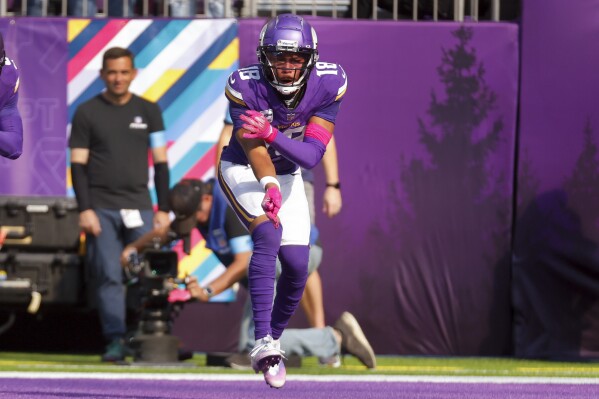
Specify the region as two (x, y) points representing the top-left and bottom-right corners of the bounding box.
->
(257, 14), (319, 96)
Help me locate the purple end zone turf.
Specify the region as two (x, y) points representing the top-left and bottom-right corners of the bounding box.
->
(0, 378), (598, 398)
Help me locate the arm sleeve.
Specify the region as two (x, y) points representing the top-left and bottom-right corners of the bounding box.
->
(154, 162), (170, 212)
(71, 163), (92, 211)
(269, 135), (326, 170)
(0, 94), (23, 160)
(147, 101), (169, 211)
(228, 101), (249, 132)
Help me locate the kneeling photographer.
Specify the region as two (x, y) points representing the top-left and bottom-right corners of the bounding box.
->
(121, 178), (253, 303)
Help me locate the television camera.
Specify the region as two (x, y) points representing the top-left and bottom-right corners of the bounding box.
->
(125, 248), (189, 363)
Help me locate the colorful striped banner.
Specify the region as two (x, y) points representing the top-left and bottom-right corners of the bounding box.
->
(67, 18), (239, 301)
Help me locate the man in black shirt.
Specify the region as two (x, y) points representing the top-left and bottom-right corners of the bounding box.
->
(69, 47), (170, 362)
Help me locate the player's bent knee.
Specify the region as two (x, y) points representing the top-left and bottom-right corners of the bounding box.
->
(251, 220), (283, 250)
(278, 245), (309, 279)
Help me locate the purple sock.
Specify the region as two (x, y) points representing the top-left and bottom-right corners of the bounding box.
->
(249, 222), (282, 340)
(271, 245), (309, 339)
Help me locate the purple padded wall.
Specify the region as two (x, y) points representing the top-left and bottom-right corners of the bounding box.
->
(0, 18), (68, 195)
(513, 0), (599, 360)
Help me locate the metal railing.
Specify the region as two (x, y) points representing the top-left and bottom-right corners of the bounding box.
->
(0, 0), (235, 17)
(0, 0), (508, 21)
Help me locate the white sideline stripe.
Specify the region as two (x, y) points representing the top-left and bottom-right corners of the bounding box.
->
(0, 372), (598, 384)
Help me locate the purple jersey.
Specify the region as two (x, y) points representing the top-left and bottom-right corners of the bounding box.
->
(0, 58), (19, 108)
(0, 58), (23, 160)
(222, 61), (348, 175)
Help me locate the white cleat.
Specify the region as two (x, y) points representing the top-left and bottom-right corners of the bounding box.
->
(264, 359), (286, 389)
(249, 335), (287, 388)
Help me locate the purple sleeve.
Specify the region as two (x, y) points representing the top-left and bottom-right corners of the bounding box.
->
(0, 93), (23, 160)
(229, 101), (249, 132)
(313, 99), (341, 124)
(269, 135), (326, 170)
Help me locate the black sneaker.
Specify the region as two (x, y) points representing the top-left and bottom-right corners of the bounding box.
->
(334, 312), (376, 369)
(178, 349), (194, 361)
(101, 338), (127, 362)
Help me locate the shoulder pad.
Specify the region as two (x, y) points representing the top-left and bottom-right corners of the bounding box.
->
(312, 62), (348, 102)
(224, 65), (263, 108)
(225, 70), (246, 107)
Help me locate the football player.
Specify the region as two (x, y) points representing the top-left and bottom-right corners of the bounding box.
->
(219, 14), (348, 388)
(0, 32), (23, 160)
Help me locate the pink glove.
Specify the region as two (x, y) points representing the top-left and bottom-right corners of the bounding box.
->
(241, 110), (277, 143)
(168, 288), (192, 303)
(262, 186), (282, 228)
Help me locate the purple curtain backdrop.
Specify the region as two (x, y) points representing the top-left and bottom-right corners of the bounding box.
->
(212, 18), (518, 356)
(513, 0), (599, 360)
(0, 18), (67, 196)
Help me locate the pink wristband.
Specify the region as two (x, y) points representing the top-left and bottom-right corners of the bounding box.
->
(260, 176), (280, 190)
(264, 126), (278, 144)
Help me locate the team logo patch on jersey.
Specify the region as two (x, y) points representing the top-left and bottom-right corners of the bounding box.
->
(286, 113), (295, 121)
(129, 116), (148, 130)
